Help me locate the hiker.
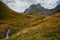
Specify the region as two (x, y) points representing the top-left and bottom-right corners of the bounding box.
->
(5, 25), (12, 39)
(6, 28), (10, 39)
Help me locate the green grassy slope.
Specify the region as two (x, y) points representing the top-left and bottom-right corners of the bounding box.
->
(9, 12), (60, 40)
(0, 1), (22, 19)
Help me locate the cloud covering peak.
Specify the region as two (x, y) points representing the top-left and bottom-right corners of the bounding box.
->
(1, 0), (60, 12)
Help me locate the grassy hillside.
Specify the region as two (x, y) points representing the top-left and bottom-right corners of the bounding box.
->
(0, 1), (27, 39)
(8, 12), (60, 40)
(0, 1), (60, 40)
(0, 1), (24, 18)
(0, 2), (42, 39)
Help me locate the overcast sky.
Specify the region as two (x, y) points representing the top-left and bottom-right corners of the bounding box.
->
(1, 0), (60, 13)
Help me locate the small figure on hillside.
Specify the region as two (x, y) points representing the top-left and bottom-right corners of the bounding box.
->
(5, 29), (10, 39)
(5, 24), (13, 39)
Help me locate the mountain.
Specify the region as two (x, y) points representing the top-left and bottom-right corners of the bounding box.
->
(0, 1), (60, 40)
(24, 4), (60, 15)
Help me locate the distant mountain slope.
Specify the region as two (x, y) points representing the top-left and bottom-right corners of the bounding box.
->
(24, 4), (60, 15)
(0, 1), (22, 19)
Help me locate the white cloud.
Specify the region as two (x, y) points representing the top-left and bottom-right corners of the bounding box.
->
(1, 0), (60, 12)
(2, 0), (36, 12)
(57, 0), (60, 5)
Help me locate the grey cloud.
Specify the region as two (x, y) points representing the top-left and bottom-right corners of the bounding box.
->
(57, 0), (60, 5)
(1, 0), (60, 12)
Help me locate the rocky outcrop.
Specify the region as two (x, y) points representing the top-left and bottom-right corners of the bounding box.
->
(24, 3), (60, 15)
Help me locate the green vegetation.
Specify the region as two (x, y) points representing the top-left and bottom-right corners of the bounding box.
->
(9, 12), (60, 40)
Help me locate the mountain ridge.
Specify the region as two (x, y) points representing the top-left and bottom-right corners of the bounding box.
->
(24, 3), (60, 15)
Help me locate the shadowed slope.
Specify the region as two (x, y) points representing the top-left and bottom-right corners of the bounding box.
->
(0, 1), (26, 39)
(0, 1), (22, 19)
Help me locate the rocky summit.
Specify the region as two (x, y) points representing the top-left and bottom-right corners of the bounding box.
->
(24, 4), (60, 15)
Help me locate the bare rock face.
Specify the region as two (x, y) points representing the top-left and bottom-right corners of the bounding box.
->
(24, 3), (60, 15)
